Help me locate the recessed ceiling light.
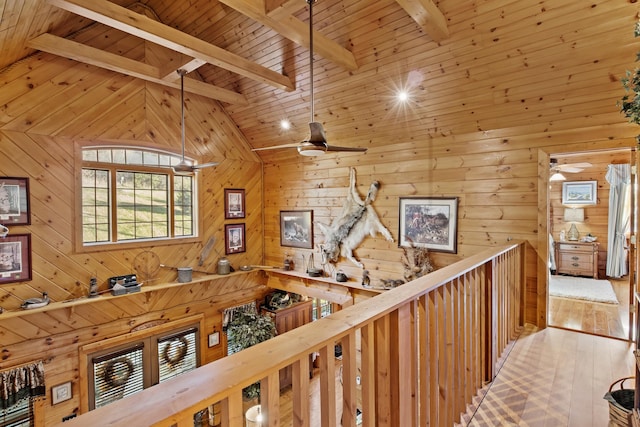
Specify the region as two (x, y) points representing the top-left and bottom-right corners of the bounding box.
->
(280, 119), (290, 130)
(398, 91), (409, 102)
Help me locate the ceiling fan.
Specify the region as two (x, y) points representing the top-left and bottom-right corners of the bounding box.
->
(549, 159), (592, 181)
(252, 0), (367, 157)
(170, 69), (219, 173)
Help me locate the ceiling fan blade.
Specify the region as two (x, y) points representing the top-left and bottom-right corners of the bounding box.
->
(192, 161), (219, 169)
(559, 166), (584, 173)
(325, 145), (368, 153)
(252, 143), (302, 151)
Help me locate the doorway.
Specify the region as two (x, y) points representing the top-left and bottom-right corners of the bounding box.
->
(546, 148), (634, 340)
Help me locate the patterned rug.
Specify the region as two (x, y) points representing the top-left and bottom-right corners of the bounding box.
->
(549, 275), (619, 304)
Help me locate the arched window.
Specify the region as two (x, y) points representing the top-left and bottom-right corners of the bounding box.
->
(79, 146), (197, 247)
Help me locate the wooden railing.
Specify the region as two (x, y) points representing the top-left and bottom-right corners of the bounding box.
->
(57, 242), (525, 427)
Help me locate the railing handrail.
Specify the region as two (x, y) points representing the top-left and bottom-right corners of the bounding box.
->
(57, 241), (524, 427)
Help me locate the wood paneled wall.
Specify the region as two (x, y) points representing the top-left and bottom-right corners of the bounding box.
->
(0, 29), (265, 424)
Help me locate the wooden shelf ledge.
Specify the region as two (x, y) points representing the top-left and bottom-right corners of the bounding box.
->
(264, 269), (384, 307)
(0, 269), (258, 320)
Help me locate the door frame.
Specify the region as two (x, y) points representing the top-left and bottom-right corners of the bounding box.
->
(537, 147), (637, 338)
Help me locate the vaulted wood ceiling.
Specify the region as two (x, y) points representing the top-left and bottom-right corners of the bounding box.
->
(1, 0), (637, 161)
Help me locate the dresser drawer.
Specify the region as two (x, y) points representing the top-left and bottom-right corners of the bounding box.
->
(554, 241), (599, 279)
(557, 243), (595, 254)
(558, 253), (593, 271)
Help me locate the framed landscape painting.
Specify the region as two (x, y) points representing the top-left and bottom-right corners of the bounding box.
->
(398, 197), (458, 253)
(562, 181), (597, 205)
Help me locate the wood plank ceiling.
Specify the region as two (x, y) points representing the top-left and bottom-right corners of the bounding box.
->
(0, 0), (637, 162)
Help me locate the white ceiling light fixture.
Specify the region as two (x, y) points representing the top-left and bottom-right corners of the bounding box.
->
(253, 0), (367, 157)
(549, 172), (566, 181)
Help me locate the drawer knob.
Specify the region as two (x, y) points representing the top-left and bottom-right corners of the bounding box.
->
(572, 263), (580, 267)
(571, 256), (579, 261)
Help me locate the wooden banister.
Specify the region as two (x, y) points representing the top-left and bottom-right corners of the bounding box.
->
(55, 242), (525, 427)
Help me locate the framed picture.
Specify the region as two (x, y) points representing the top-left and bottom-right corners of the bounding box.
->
(225, 223), (246, 254)
(51, 381), (72, 405)
(562, 180), (597, 205)
(399, 197), (458, 253)
(0, 234), (32, 284)
(208, 331), (220, 348)
(224, 189), (245, 219)
(0, 177), (30, 225)
(280, 210), (313, 249)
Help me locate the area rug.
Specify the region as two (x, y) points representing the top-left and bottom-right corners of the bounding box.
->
(549, 275), (619, 304)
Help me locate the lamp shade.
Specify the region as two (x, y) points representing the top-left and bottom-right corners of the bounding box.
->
(563, 208), (584, 222)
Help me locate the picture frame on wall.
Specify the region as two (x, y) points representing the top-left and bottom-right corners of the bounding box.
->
(398, 197), (458, 253)
(562, 180), (597, 205)
(0, 177), (30, 225)
(224, 189), (245, 219)
(280, 210), (313, 249)
(0, 233), (32, 284)
(225, 223), (246, 254)
(51, 381), (72, 405)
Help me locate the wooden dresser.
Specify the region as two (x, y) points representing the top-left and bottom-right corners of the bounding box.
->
(261, 299), (313, 389)
(555, 241), (599, 279)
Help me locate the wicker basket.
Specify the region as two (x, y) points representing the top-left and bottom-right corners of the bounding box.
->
(604, 377), (635, 427)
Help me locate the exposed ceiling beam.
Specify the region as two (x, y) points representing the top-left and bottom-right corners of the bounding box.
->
(218, 0), (358, 71)
(265, 0), (303, 20)
(28, 33), (249, 105)
(47, 0), (295, 92)
(394, 0), (449, 42)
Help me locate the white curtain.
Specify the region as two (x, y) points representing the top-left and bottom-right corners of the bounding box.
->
(605, 164), (631, 278)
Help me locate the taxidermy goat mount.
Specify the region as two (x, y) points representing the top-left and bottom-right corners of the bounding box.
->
(317, 167), (393, 268)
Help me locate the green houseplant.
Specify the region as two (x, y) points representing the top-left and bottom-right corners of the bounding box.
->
(619, 22), (640, 129)
(226, 311), (277, 400)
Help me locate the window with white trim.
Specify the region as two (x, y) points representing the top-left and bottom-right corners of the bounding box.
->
(80, 147), (197, 246)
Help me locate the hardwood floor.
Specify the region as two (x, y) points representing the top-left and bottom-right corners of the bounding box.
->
(548, 276), (630, 340)
(272, 324), (635, 426)
(464, 325), (636, 426)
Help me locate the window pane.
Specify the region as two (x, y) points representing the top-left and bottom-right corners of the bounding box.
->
(97, 149), (112, 163)
(0, 397), (31, 426)
(126, 150), (143, 165)
(93, 346), (144, 409)
(82, 149), (97, 162)
(158, 330), (198, 383)
(112, 149), (126, 164)
(82, 169), (110, 244)
(143, 151), (159, 166)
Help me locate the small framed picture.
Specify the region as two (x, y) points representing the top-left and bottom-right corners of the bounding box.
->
(225, 223), (246, 254)
(0, 177), (30, 225)
(562, 181), (597, 205)
(52, 381), (72, 405)
(280, 210), (313, 249)
(399, 197), (458, 253)
(224, 189), (245, 219)
(0, 233), (32, 284)
(208, 332), (220, 348)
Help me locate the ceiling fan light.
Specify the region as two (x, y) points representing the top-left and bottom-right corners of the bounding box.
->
(550, 172), (566, 181)
(297, 146), (326, 156)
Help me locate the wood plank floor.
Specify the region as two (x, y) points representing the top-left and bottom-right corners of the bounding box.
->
(272, 324), (635, 426)
(464, 325), (636, 426)
(548, 276), (630, 340)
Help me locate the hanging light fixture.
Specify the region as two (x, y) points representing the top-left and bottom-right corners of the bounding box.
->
(549, 171), (566, 181)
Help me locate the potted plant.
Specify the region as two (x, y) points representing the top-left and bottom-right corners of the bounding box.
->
(619, 21), (640, 131)
(226, 311), (277, 400)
